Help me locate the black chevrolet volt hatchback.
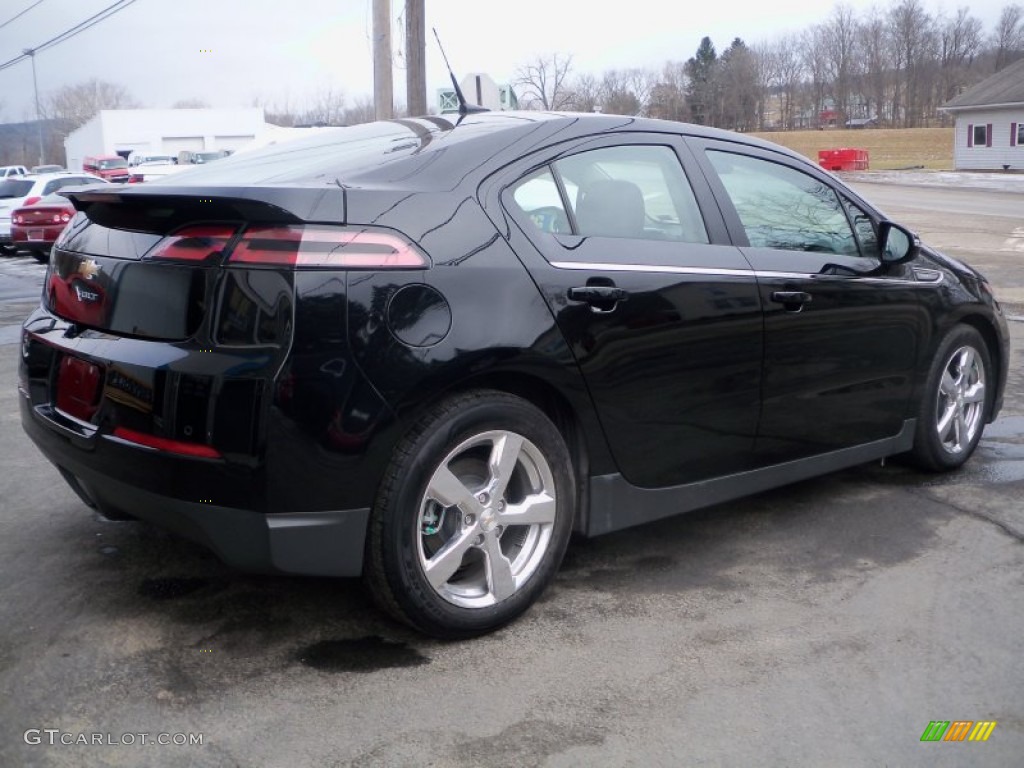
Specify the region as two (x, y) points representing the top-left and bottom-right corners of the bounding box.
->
(20, 113), (1008, 637)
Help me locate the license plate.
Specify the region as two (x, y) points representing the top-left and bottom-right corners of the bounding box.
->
(56, 355), (103, 422)
(28, 229), (45, 241)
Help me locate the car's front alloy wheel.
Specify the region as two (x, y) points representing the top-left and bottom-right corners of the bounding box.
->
(910, 325), (992, 471)
(365, 390), (574, 638)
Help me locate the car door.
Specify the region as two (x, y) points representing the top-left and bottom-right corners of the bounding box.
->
(482, 135), (764, 489)
(689, 138), (928, 464)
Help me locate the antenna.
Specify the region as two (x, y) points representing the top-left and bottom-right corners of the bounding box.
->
(432, 28), (489, 116)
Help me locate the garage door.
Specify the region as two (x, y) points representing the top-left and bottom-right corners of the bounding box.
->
(214, 135), (255, 150)
(162, 136), (204, 153)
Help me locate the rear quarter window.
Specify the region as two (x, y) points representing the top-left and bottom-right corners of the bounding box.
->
(0, 179), (33, 198)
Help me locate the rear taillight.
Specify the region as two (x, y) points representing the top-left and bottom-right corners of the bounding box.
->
(228, 225), (428, 269)
(146, 223), (239, 262)
(60, 212), (71, 223)
(24, 195), (41, 206)
(13, 213), (23, 225)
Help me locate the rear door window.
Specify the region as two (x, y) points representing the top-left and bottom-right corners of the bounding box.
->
(509, 145), (708, 244)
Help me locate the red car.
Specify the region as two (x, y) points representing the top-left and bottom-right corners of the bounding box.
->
(11, 194), (75, 263)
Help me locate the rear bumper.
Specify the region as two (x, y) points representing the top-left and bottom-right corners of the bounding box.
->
(20, 389), (369, 576)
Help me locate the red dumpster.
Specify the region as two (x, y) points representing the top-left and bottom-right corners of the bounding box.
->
(817, 148), (869, 171)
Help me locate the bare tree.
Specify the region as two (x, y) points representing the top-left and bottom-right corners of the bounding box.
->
(171, 98), (210, 108)
(515, 54), (574, 110)
(800, 26), (830, 126)
(770, 35), (805, 129)
(888, 0), (937, 127)
(301, 87), (348, 126)
(647, 61), (688, 122)
(341, 96), (375, 126)
(599, 69), (642, 116)
(823, 4), (861, 124)
(565, 72), (602, 113)
(42, 79), (138, 130)
(938, 7), (983, 104)
(992, 4), (1024, 69)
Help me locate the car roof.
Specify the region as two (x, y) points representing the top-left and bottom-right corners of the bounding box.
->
(146, 111), (813, 192)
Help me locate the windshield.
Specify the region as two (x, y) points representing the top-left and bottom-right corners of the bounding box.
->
(0, 179), (33, 198)
(98, 158), (128, 170)
(194, 152), (225, 163)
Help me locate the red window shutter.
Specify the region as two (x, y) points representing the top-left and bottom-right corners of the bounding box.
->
(967, 123), (974, 147)
(1013, 122), (1018, 147)
(986, 123), (993, 147)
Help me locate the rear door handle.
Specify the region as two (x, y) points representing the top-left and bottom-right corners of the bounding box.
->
(770, 291), (812, 311)
(567, 286), (629, 304)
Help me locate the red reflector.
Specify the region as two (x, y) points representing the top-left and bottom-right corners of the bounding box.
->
(229, 224), (428, 268)
(147, 223), (239, 262)
(56, 356), (102, 422)
(112, 426), (222, 458)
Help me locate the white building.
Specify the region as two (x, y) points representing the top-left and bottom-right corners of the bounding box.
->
(64, 108), (270, 171)
(437, 73), (518, 114)
(940, 59), (1024, 171)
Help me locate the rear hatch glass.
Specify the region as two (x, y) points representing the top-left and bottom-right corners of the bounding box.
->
(0, 179), (33, 198)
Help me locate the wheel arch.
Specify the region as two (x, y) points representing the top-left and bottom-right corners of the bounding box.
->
(412, 369), (603, 535)
(956, 312), (1004, 421)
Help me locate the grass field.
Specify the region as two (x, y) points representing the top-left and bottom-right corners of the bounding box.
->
(750, 127), (954, 170)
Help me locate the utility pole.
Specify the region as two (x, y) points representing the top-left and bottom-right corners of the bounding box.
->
(405, 0), (426, 116)
(23, 48), (44, 165)
(372, 0), (394, 120)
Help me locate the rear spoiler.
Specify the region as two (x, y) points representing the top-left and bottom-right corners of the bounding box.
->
(63, 184), (346, 233)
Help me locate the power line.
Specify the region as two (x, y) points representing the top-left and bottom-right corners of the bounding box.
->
(0, 0), (140, 73)
(0, 0), (44, 31)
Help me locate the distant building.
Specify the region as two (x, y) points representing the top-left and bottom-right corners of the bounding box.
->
(63, 108), (269, 171)
(845, 117), (879, 129)
(940, 59), (1024, 171)
(437, 73), (518, 114)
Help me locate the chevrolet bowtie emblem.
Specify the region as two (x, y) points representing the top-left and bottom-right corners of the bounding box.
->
(77, 259), (100, 280)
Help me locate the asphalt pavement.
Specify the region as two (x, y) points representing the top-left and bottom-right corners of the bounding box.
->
(1, 180), (1022, 766)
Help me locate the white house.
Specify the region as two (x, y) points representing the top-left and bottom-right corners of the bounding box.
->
(63, 108), (270, 171)
(940, 59), (1024, 171)
(437, 73), (518, 114)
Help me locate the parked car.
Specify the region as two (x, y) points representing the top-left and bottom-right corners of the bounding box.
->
(176, 149), (229, 165)
(10, 193), (75, 263)
(0, 172), (108, 255)
(82, 155), (130, 183)
(31, 164), (65, 174)
(19, 113), (1009, 638)
(0, 165), (29, 178)
(127, 161), (189, 183)
(127, 153), (175, 167)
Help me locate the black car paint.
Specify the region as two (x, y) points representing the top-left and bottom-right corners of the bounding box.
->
(18, 112), (1009, 577)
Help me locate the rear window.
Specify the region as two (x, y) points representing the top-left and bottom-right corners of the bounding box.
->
(98, 158), (127, 170)
(150, 122), (445, 185)
(0, 179), (33, 198)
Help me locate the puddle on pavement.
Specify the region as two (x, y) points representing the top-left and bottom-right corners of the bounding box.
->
(138, 577), (213, 600)
(297, 636), (429, 672)
(983, 415), (1024, 440)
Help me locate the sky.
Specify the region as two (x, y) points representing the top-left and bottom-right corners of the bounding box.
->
(0, 0), (1015, 121)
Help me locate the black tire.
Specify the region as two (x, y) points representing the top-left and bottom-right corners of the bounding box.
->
(364, 390), (575, 639)
(908, 325), (991, 471)
(31, 250), (49, 264)
(0, 244), (17, 257)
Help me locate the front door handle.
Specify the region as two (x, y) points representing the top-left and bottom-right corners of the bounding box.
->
(770, 291), (812, 311)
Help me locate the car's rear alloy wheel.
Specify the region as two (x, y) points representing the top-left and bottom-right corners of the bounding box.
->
(365, 391), (574, 638)
(910, 325), (991, 471)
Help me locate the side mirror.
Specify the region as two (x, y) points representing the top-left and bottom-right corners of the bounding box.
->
(878, 221), (919, 264)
